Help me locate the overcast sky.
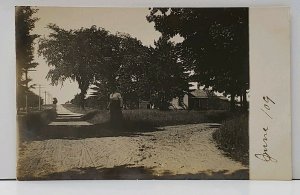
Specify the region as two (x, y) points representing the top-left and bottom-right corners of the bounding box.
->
(29, 7), (163, 104)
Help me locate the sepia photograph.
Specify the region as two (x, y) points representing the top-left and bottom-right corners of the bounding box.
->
(16, 7), (249, 180)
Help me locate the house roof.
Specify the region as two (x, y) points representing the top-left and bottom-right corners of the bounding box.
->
(218, 96), (229, 101)
(190, 89), (208, 98)
(190, 89), (229, 101)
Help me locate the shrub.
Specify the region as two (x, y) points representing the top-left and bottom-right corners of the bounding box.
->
(84, 110), (110, 124)
(213, 114), (249, 165)
(205, 110), (234, 122)
(84, 109), (233, 127)
(24, 109), (57, 132)
(81, 110), (101, 120)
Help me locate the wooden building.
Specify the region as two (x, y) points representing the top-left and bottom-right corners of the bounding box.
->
(170, 89), (230, 110)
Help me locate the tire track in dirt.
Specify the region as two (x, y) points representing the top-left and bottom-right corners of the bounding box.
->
(18, 123), (248, 179)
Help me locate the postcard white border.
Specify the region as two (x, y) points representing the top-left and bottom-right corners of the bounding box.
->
(249, 7), (292, 180)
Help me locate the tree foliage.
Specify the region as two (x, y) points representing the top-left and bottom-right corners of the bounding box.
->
(15, 6), (40, 109)
(39, 25), (153, 109)
(147, 36), (190, 110)
(91, 34), (190, 110)
(38, 25), (113, 109)
(147, 8), (249, 110)
(91, 33), (151, 108)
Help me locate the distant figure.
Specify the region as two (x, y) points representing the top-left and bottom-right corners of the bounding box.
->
(53, 98), (58, 105)
(107, 87), (123, 128)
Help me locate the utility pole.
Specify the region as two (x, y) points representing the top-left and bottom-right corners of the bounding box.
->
(24, 71), (29, 113)
(38, 84), (41, 110)
(25, 93), (28, 113)
(25, 71), (28, 88)
(44, 91), (47, 105)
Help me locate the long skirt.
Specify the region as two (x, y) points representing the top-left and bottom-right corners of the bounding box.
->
(109, 100), (123, 128)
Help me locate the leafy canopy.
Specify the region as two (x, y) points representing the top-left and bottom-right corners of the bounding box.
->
(147, 8), (249, 100)
(15, 6), (39, 86)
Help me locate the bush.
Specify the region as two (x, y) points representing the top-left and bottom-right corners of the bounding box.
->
(212, 114), (249, 165)
(122, 110), (194, 126)
(62, 104), (96, 115)
(82, 110), (107, 121)
(24, 109), (57, 132)
(206, 110), (234, 122)
(83, 109), (233, 127)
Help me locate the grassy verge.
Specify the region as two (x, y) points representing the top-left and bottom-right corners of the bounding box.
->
(122, 109), (232, 127)
(61, 104), (97, 115)
(212, 114), (249, 165)
(18, 107), (57, 142)
(62, 104), (234, 127)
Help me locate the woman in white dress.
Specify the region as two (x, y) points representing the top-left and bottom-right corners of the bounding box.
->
(107, 87), (123, 128)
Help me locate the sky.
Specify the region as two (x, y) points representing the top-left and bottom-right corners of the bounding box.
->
(29, 7), (164, 104)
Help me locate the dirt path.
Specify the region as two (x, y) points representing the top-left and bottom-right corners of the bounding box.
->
(49, 104), (92, 126)
(18, 122), (248, 180)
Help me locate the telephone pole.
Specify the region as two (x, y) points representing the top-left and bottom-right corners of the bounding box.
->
(44, 91), (47, 105)
(25, 93), (28, 113)
(38, 85), (41, 110)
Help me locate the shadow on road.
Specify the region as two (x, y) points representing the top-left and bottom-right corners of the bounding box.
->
(20, 121), (164, 141)
(18, 165), (249, 180)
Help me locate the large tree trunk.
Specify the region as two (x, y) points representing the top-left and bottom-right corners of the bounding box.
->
(78, 79), (89, 110)
(242, 90), (248, 111)
(159, 91), (169, 110)
(240, 93), (243, 108)
(79, 92), (85, 110)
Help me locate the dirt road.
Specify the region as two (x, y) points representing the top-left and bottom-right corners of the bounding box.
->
(17, 106), (248, 180)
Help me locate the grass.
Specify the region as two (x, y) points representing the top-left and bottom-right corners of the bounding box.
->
(18, 107), (57, 143)
(122, 109), (232, 127)
(62, 104), (233, 127)
(17, 104), (57, 115)
(212, 114), (249, 165)
(61, 104), (98, 115)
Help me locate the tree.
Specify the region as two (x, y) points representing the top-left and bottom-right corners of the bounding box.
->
(91, 34), (189, 110)
(147, 36), (190, 110)
(38, 25), (113, 109)
(39, 24), (151, 109)
(70, 94), (81, 106)
(15, 6), (39, 109)
(114, 33), (151, 106)
(91, 33), (151, 108)
(147, 8), (249, 110)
